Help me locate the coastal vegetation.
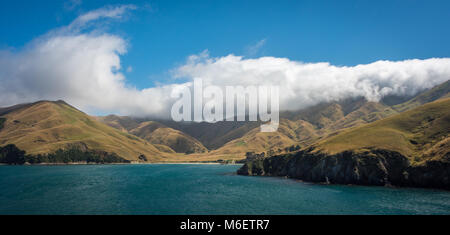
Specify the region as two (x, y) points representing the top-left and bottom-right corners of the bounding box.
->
(0, 144), (129, 164)
(0, 117), (5, 130)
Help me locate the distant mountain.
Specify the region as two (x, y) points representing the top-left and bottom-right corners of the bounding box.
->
(212, 100), (392, 155)
(129, 121), (207, 154)
(392, 80), (450, 112)
(327, 101), (397, 131)
(220, 80), (450, 156)
(211, 121), (297, 155)
(95, 115), (140, 132)
(97, 115), (207, 154)
(96, 80), (450, 159)
(98, 114), (263, 151)
(160, 120), (261, 150)
(210, 98), (389, 155)
(0, 100), (167, 162)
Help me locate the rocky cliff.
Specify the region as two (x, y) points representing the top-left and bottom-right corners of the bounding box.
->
(237, 149), (450, 189)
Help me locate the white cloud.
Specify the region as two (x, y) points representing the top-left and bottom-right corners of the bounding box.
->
(0, 5), (449, 119)
(174, 53), (450, 112)
(0, 5), (176, 118)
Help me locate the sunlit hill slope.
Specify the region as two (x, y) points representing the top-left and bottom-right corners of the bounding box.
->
(0, 101), (168, 162)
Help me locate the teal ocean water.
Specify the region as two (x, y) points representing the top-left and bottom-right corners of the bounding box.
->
(0, 164), (449, 215)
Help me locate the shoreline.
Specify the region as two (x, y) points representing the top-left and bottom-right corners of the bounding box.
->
(0, 162), (244, 166)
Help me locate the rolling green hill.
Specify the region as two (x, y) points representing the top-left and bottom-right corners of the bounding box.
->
(0, 101), (169, 162)
(315, 97), (450, 162)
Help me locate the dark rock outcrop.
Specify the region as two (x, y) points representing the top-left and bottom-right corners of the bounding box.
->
(237, 149), (450, 190)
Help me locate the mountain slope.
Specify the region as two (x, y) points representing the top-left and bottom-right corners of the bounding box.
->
(129, 121), (207, 154)
(213, 100), (389, 156)
(0, 101), (167, 162)
(211, 121), (297, 155)
(212, 83), (450, 157)
(392, 80), (450, 112)
(160, 120), (261, 150)
(95, 115), (140, 132)
(212, 117), (322, 155)
(315, 97), (450, 161)
(329, 102), (398, 131)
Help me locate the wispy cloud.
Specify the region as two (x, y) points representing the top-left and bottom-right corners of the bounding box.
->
(245, 39), (266, 56)
(68, 4), (137, 31)
(64, 0), (82, 11)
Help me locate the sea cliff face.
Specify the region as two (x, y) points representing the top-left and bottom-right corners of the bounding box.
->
(237, 149), (450, 190)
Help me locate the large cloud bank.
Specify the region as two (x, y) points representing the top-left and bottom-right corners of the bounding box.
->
(0, 5), (449, 118)
(175, 52), (450, 112)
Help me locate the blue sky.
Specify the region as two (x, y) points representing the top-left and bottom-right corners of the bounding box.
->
(1, 0), (450, 117)
(1, 0), (450, 90)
